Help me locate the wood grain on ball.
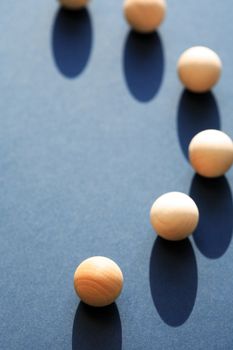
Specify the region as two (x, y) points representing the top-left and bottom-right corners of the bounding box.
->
(74, 256), (123, 307)
(177, 46), (222, 93)
(150, 192), (199, 241)
(123, 0), (166, 33)
(189, 129), (233, 178)
(59, 0), (89, 10)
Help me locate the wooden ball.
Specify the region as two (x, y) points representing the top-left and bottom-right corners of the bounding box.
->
(189, 129), (233, 178)
(74, 256), (123, 307)
(150, 192), (199, 241)
(123, 0), (166, 33)
(59, 0), (89, 10)
(177, 46), (222, 93)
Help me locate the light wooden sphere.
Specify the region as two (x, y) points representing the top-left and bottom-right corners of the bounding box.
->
(74, 256), (123, 307)
(59, 0), (89, 10)
(189, 129), (233, 178)
(123, 0), (166, 33)
(177, 46), (222, 93)
(150, 192), (199, 241)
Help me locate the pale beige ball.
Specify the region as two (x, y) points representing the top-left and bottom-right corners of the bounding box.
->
(123, 0), (166, 33)
(177, 46), (222, 93)
(150, 192), (199, 241)
(74, 256), (123, 307)
(189, 130), (233, 178)
(59, 0), (89, 10)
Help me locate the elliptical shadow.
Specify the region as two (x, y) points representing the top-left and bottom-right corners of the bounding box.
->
(123, 30), (164, 102)
(150, 237), (198, 327)
(52, 8), (92, 78)
(190, 174), (233, 259)
(177, 90), (221, 159)
(72, 302), (122, 350)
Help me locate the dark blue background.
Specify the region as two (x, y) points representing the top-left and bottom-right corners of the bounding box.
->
(0, 1), (233, 349)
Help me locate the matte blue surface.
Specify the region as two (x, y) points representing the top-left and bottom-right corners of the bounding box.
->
(0, 1), (233, 349)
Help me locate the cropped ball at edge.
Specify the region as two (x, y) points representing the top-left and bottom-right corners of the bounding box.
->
(59, 0), (89, 10)
(124, 0), (166, 33)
